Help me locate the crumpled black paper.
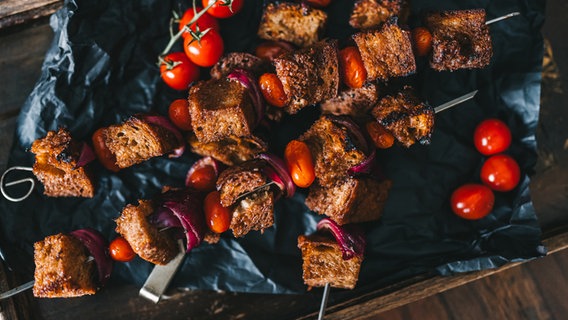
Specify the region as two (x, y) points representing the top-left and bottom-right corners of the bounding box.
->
(0, 0), (545, 294)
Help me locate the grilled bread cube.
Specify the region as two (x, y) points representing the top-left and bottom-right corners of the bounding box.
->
(33, 233), (97, 298)
(425, 9), (492, 71)
(30, 128), (95, 198)
(115, 199), (179, 265)
(299, 116), (367, 187)
(298, 233), (362, 289)
(189, 78), (256, 143)
(349, 0), (403, 29)
(353, 19), (416, 82)
(320, 83), (379, 122)
(188, 134), (268, 166)
(210, 52), (271, 80)
(371, 87), (434, 147)
(101, 116), (179, 169)
(274, 39), (340, 114)
(216, 159), (270, 207)
(258, 3), (327, 48)
(230, 190), (275, 238)
(306, 176), (392, 225)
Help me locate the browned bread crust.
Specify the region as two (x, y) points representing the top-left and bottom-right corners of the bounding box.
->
(349, 0), (402, 29)
(189, 78), (256, 143)
(210, 52), (271, 80)
(102, 116), (179, 169)
(216, 159), (269, 207)
(188, 134), (268, 166)
(425, 9), (492, 71)
(298, 233), (362, 289)
(299, 116), (367, 187)
(371, 87), (435, 147)
(320, 83), (379, 122)
(30, 128), (95, 198)
(230, 189), (275, 238)
(115, 199), (179, 265)
(353, 19), (416, 82)
(273, 39), (339, 114)
(306, 176), (392, 225)
(258, 3), (327, 48)
(33, 233), (97, 298)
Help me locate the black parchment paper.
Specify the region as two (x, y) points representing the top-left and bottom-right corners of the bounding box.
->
(0, 0), (545, 294)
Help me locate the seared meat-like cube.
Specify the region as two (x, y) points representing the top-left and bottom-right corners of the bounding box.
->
(353, 19), (416, 82)
(31, 128), (95, 198)
(349, 0), (403, 29)
(299, 116), (367, 187)
(306, 176), (392, 225)
(320, 83), (379, 122)
(371, 88), (434, 147)
(258, 3), (327, 48)
(274, 39), (339, 114)
(210, 52), (271, 80)
(298, 233), (363, 289)
(188, 134), (268, 166)
(216, 159), (275, 237)
(189, 78), (256, 143)
(115, 199), (179, 265)
(425, 9), (492, 71)
(33, 233), (97, 298)
(102, 116), (180, 169)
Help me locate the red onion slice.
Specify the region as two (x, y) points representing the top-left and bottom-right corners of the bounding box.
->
(257, 153), (295, 197)
(69, 228), (113, 287)
(347, 148), (376, 176)
(316, 218), (366, 260)
(227, 69), (265, 127)
(141, 115), (186, 158)
(185, 156), (224, 187)
(76, 142), (96, 168)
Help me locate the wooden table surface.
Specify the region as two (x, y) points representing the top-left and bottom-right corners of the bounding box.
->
(1, 1), (567, 319)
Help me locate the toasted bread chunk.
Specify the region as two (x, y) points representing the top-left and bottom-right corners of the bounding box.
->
(33, 233), (97, 298)
(320, 83), (379, 122)
(216, 159), (269, 207)
(188, 134), (268, 166)
(101, 116), (179, 169)
(230, 189), (275, 238)
(349, 0), (403, 29)
(299, 116), (367, 187)
(258, 3), (327, 48)
(353, 19), (416, 82)
(306, 176), (392, 225)
(298, 233), (362, 289)
(115, 199), (179, 265)
(210, 52), (271, 80)
(274, 39), (339, 114)
(189, 78), (256, 143)
(371, 87), (434, 147)
(425, 9), (492, 71)
(30, 128), (95, 198)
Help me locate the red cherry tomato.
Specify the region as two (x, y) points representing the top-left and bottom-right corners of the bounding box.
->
(109, 236), (136, 262)
(450, 184), (495, 220)
(184, 29), (224, 67)
(187, 165), (218, 192)
(259, 73), (288, 108)
(480, 154), (521, 192)
(411, 27), (432, 57)
(366, 121), (394, 149)
(179, 7), (220, 39)
(168, 99), (192, 131)
(202, 0), (244, 19)
(204, 191), (231, 233)
(473, 119), (512, 156)
(160, 52), (200, 90)
(305, 0), (331, 8)
(285, 140), (316, 188)
(92, 128), (120, 172)
(339, 46), (367, 89)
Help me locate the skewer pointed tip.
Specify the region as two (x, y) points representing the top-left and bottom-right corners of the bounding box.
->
(486, 12), (521, 25)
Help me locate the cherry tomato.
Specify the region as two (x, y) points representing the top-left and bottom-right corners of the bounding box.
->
(480, 154), (521, 192)
(204, 191), (231, 233)
(160, 52), (200, 91)
(109, 236), (136, 262)
(366, 121), (395, 149)
(339, 46), (367, 89)
(259, 73), (288, 108)
(184, 29), (224, 67)
(187, 165), (218, 192)
(473, 118), (512, 156)
(411, 27), (432, 57)
(168, 99), (192, 131)
(255, 41), (294, 61)
(450, 184), (495, 220)
(178, 7), (220, 39)
(92, 128), (120, 172)
(305, 0), (331, 8)
(202, 0), (244, 19)
(285, 140), (316, 188)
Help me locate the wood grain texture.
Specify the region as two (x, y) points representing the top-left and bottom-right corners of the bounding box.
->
(0, 0), (62, 29)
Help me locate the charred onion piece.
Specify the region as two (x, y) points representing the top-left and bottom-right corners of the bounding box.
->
(257, 153), (296, 197)
(316, 218), (366, 260)
(75, 142), (96, 168)
(69, 228), (113, 287)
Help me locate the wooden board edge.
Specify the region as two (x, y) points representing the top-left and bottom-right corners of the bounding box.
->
(0, 0), (63, 30)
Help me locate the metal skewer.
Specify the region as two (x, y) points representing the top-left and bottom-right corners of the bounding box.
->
(317, 283), (331, 320)
(0, 166), (35, 202)
(486, 12), (520, 25)
(139, 240), (186, 303)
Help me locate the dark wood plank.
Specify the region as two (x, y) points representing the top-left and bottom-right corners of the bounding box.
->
(0, 0), (63, 29)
